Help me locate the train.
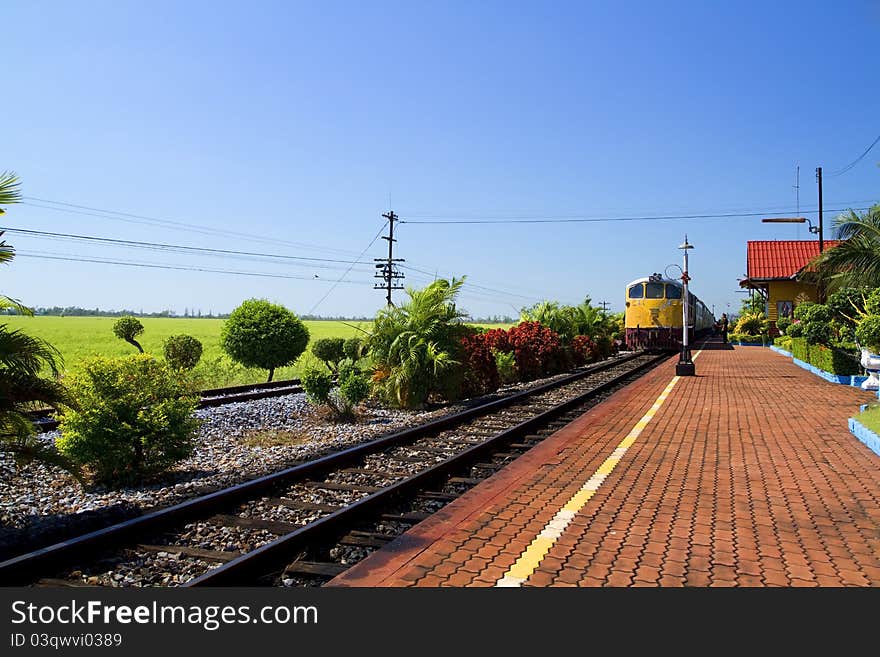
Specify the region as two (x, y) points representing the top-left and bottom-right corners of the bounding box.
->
(624, 273), (715, 351)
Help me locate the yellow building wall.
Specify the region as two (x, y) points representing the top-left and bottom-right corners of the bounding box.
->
(767, 281), (819, 322)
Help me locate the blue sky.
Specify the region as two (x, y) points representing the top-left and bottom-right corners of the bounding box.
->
(3, 1), (878, 318)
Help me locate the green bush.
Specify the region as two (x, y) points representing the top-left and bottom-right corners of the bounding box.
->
(494, 350), (518, 384)
(801, 304), (831, 324)
(793, 302), (816, 322)
(338, 367), (370, 408)
(865, 289), (880, 316)
(809, 344), (860, 376)
(855, 315), (880, 351)
(220, 299), (310, 382)
(735, 312), (764, 335)
(163, 334), (203, 370)
(56, 355), (199, 485)
(790, 337), (808, 361)
(773, 335), (792, 350)
(803, 321), (832, 346)
(301, 367), (333, 405)
(828, 288), (867, 327)
(786, 321), (804, 338)
(301, 365), (369, 421)
(112, 316), (145, 353)
(343, 337), (364, 361)
(311, 338), (345, 373)
(775, 316), (792, 334)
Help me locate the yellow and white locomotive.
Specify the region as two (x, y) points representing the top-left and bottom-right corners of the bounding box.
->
(624, 273), (714, 351)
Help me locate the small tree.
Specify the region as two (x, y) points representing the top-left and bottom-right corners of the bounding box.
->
(220, 299), (309, 382)
(57, 355), (199, 485)
(311, 337), (345, 373)
(343, 337), (364, 360)
(113, 316), (145, 353)
(301, 365), (369, 421)
(163, 334), (203, 370)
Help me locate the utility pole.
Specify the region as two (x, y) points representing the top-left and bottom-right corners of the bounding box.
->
(374, 210), (405, 306)
(816, 166), (824, 253)
(599, 301), (609, 313)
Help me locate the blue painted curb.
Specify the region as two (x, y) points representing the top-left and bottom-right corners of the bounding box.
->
(848, 417), (880, 457)
(734, 342), (767, 347)
(769, 345), (792, 358)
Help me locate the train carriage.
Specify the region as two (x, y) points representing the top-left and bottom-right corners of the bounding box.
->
(624, 273), (714, 351)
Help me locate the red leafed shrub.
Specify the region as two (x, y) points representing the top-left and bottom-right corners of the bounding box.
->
(571, 335), (597, 365)
(482, 328), (511, 354)
(459, 333), (500, 397)
(505, 321), (563, 380)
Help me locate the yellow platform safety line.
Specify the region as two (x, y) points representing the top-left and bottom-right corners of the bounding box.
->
(495, 349), (703, 587)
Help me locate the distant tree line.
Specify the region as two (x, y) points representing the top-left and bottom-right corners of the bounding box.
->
(0, 305), (515, 323)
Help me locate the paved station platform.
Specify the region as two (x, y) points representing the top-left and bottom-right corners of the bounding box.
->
(329, 340), (880, 587)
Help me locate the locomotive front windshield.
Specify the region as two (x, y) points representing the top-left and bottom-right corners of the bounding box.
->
(665, 284), (682, 299)
(645, 282), (665, 299)
(628, 283), (644, 298)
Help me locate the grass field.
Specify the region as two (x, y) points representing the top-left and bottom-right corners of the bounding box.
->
(3, 316), (511, 387)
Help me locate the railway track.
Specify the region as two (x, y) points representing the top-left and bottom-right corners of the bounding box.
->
(29, 376), (311, 432)
(2, 351), (666, 587)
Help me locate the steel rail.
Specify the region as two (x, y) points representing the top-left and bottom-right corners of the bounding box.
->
(187, 354), (666, 586)
(0, 352), (646, 585)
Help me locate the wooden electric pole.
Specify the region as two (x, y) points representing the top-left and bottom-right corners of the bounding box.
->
(374, 210), (405, 306)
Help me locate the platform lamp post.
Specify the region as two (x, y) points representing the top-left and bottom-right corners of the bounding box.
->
(676, 236), (696, 376)
(760, 217), (823, 253)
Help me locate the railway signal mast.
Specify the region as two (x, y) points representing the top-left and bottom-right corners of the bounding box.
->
(675, 236), (696, 376)
(374, 210), (405, 306)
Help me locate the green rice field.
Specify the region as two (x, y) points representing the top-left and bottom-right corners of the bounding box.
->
(3, 316), (511, 387)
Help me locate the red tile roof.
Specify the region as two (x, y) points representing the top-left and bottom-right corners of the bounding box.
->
(746, 240), (841, 280)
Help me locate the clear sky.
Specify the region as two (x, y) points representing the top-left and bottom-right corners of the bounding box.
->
(3, 1), (878, 319)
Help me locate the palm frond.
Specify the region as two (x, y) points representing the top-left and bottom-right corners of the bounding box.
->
(0, 171), (22, 207)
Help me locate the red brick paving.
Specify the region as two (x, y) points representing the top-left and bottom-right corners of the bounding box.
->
(328, 343), (880, 587)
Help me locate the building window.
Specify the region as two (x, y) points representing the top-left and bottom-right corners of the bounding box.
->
(777, 300), (793, 318)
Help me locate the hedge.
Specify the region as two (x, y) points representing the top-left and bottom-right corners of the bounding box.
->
(789, 337), (860, 376)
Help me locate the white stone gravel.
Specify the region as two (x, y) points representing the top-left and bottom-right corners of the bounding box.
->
(0, 392), (464, 535)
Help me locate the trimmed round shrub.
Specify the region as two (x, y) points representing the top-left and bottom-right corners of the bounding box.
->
(828, 288), (867, 326)
(56, 355), (199, 486)
(800, 304), (830, 324)
(792, 302), (817, 322)
(343, 337), (364, 361)
(776, 316), (792, 334)
(338, 368), (370, 407)
(571, 335), (596, 365)
(856, 315), (880, 351)
(220, 299), (310, 382)
(301, 367), (333, 406)
(112, 316), (145, 353)
(311, 337), (345, 373)
(786, 321), (804, 338)
(803, 321), (832, 346)
(163, 334), (203, 370)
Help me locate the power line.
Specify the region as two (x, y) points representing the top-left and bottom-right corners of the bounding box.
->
(0, 226), (378, 267)
(828, 133), (880, 177)
(20, 198), (367, 257)
(14, 251), (363, 283)
(399, 263), (540, 302)
(308, 220), (388, 315)
(400, 206), (873, 225)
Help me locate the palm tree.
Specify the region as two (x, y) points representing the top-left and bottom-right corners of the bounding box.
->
(0, 326), (79, 475)
(368, 277), (467, 409)
(0, 170), (79, 476)
(0, 172), (30, 314)
(806, 204), (880, 290)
